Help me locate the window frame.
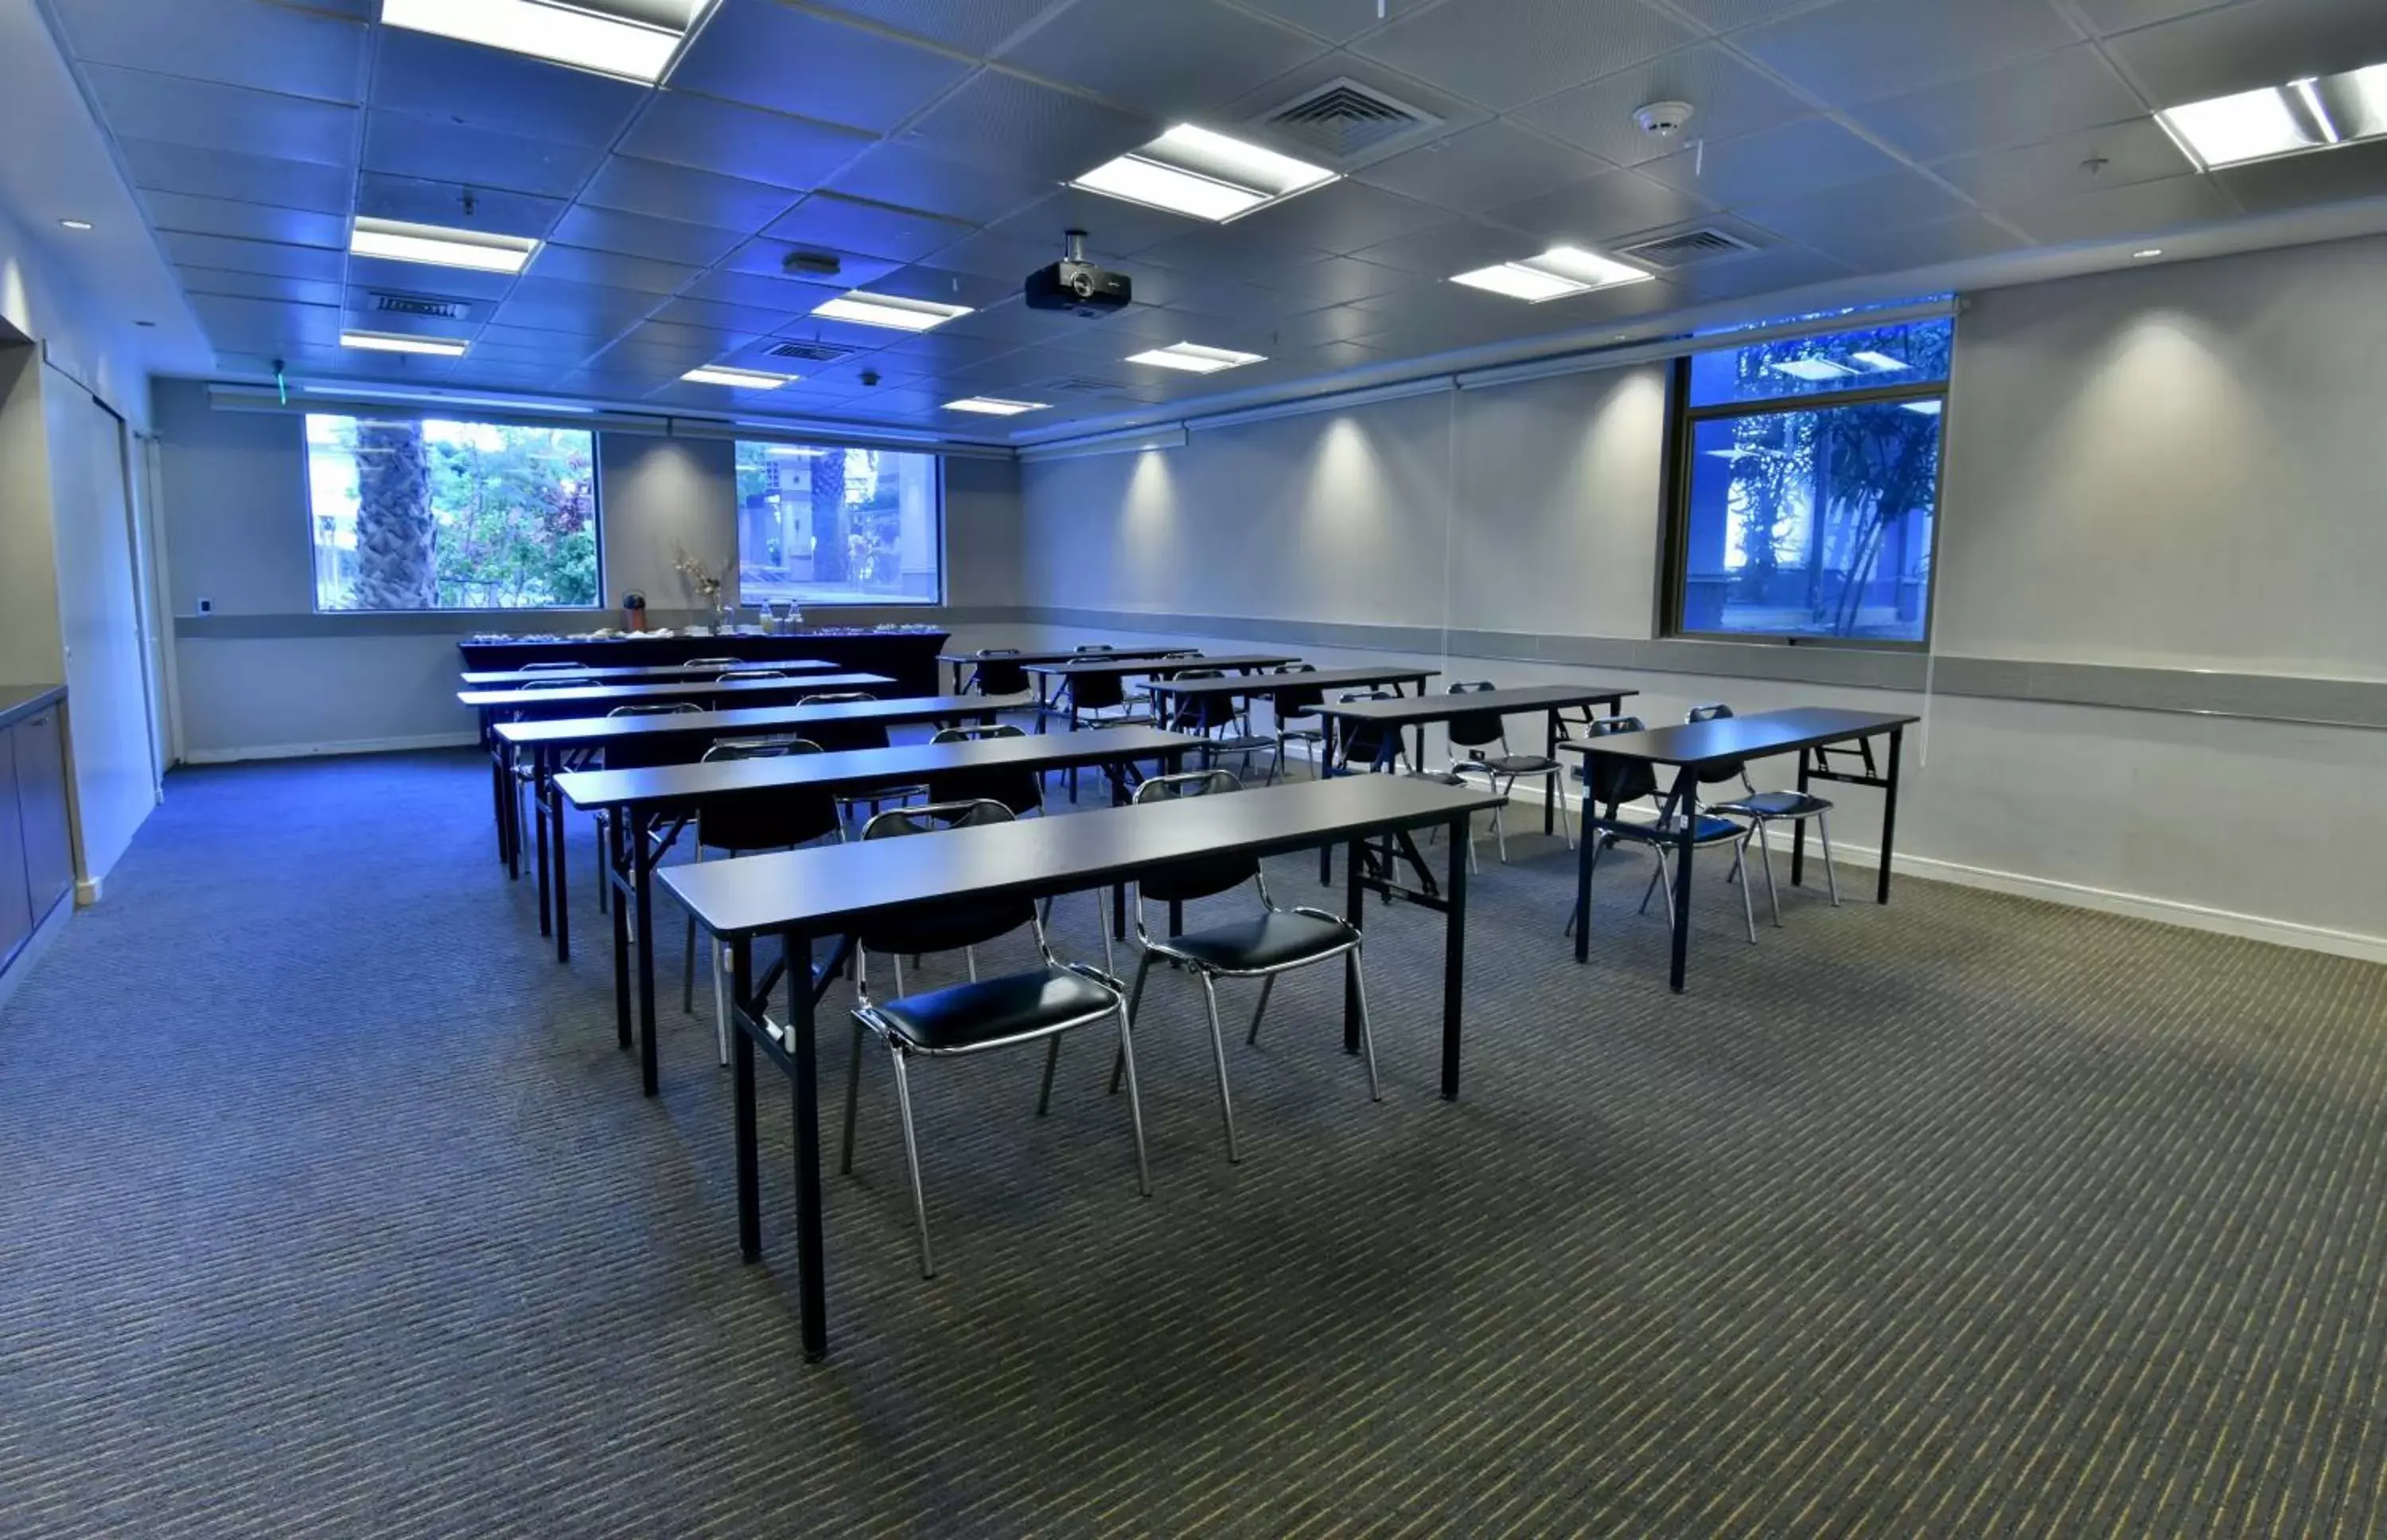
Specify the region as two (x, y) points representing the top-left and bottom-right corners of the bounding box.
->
(1659, 325), (1954, 651)
(299, 408), (607, 616)
(730, 436), (948, 609)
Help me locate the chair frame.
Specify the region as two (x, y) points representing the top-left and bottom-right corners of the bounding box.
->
(1567, 717), (1759, 949)
(1445, 681), (1574, 861)
(1684, 702), (1841, 927)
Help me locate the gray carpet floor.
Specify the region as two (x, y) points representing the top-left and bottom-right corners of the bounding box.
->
(2, 749), (2384, 1538)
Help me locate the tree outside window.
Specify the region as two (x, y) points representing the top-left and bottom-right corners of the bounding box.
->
(733, 440), (941, 606)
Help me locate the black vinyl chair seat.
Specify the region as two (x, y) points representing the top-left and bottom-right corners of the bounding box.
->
(1473, 751), (1562, 776)
(1146, 909), (1358, 976)
(1407, 767), (1468, 787)
(874, 965), (1121, 1056)
(1713, 788), (1832, 819)
(1621, 811), (1750, 846)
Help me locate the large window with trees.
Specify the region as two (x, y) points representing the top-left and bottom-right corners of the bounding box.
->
(734, 440), (941, 606)
(1665, 316), (1952, 644)
(304, 414), (599, 611)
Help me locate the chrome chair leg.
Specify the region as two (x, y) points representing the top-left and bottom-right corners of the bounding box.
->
(886, 1047), (935, 1278)
(1349, 951), (1382, 1102)
(1244, 974), (1275, 1045)
(1734, 840), (1757, 943)
(683, 912), (697, 1013)
(1036, 1035), (1061, 1116)
(1757, 822), (1783, 928)
(839, 1021), (866, 1174)
(712, 942), (731, 1065)
(1820, 812), (1841, 905)
(1197, 972), (1240, 1164)
(1110, 951), (1155, 1095)
(1114, 1005), (1151, 1196)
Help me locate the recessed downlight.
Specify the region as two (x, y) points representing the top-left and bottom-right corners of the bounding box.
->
(944, 397), (1049, 416)
(350, 216), (539, 274)
(1072, 124), (1336, 224)
(341, 330), (469, 357)
(810, 291), (972, 332)
(379, 0), (707, 85)
(1126, 342), (1267, 374)
(681, 366), (798, 390)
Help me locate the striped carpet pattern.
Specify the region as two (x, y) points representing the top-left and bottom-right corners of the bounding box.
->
(2, 749), (2384, 1537)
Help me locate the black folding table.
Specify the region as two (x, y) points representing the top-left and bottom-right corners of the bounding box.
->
(937, 644), (1199, 695)
(664, 773), (1505, 1360)
(461, 658), (835, 688)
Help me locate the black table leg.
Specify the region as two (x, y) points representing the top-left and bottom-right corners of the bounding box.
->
(787, 926), (828, 1361)
(488, 722), (508, 864)
(634, 807), (660, 1096)
(609, 812), (631, 1050)
(732, 935), (760, 1261)
(1443, 813), (1467, 1099)
(503, 739), (521, 880)
(534, 745), (552, 936)
(551, 771), (570, 963)
(1877, 727), (1903, 905)
(1668, 767), (1696, 994)
(1544, 710), (1559, 836)
(1111, 763), (1128, 939)
(1791, 748), (1812, 887)
(1343, 837), (1364, 1054)
(1572, 805), (1595, 965)
(1319, 718), (1338, 886)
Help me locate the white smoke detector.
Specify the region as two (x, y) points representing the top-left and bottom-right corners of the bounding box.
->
(1634, 100), (1695, 138)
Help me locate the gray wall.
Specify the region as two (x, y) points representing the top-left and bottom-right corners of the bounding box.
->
(1018, 235), (2387, 959)
(154, 378), (1023, 758)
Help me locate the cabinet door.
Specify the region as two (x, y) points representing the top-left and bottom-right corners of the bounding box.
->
(0, 737), (29, 968)
(13, 710), (73, 920)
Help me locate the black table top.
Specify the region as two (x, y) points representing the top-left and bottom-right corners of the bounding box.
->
(495, 693), (1032, 748)
(1562, 707), (1919, 767)
(460, 671), (890, 712)
(937, 645), (1195, 667)
(555, 726), (1203, 812)
(1145, 665), (1441, 700)
(1024, 652), (1299, 679)
(461, 659), (836, 687)
(664, 774), (1505, 939)
(1308, 682), (1638, 725)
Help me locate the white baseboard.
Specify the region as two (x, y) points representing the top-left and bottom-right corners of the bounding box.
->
(181, 730), (479, 765)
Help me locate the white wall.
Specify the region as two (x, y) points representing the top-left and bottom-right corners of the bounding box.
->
(1019, 235), (2387, 960)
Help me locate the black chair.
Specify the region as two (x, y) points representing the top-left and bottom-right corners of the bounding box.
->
(1161, 670), (1276, 781)
(1684, 703), (1840, 924)
(684, 656), (742, 671)
(1565, 716), (1756, 949)
(798, 690), (917, 821)
(1107, 770), (1377, 1164)
(839, 799), (1148, 1278)
(1267, 663), (1324, 784)
(592, 702), (705, 914)
(1330, 690), (1409, 775)
(518, 659), (582, 672)
(964, 648), (1029, 696)
(680, 737), (841, 1062)
(504, 676), (585, 848)
(926, 724), (1042, 816)
(1445, 681), (1572, 861)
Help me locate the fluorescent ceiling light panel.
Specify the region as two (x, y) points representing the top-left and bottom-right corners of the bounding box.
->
(1450, 245), (1651, 302)
(2292, 77), (2342, 143)
(341, 330), (469, 357)
(763, 445), (822, 457)
(681, 366), (797, 389)
(1902, 400), (1944, 417)
(2156, 84), (2312, 167)
(810, 291), (971, 332)
(350, 216), (539, 274)
(379, 0), (703, 84)
(1126, 342), (1267, 374)
(1070, 124), (1335, 223)
(1770, 358), (1858, 382)
(1849, 350), (1910, 372)
(944, 397), (1049, 416)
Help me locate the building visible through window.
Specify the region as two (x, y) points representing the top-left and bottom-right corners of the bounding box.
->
(734, 441), (941, 606)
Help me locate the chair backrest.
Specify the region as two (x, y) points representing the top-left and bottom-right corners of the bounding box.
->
(717, 669), (789, 682)
(800, 690), (888, 750)
(1446, 680), (1505, 752)
(1162, 668), (1236, 734)
(1065, 666), (1129, 712)
(1685, 702), (1744, 786)
(602, 701), (704, 769)
(608, 702), (703, 717)
(1575, 716), (1658, 807)
(686, 657), (741, 669)
(854, 800), (1031, 957)
(517, 678), (579, 691)
(1337, 691), (1404, 772)
(1131, 770), (1257, 902)
(520, 660), (582, 672)
(1072, 644), (1115, 653)
(695, 738), (837, 852)
(927, 724), (1040, 815)
(967, 648), (1028, 695)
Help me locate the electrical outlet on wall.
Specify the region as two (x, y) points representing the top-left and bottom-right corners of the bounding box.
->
(197, 598), (212, 613)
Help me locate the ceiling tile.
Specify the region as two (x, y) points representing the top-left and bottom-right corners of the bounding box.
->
(1848, 45), (2148, 162)
(85, 66), (356, 168)
(681, 265), (883, 314)
(1934, 118), (2192, 208)
(494, 279), (658, 335)
(582, 155), (805, 231)
(1734, 0), (2085, 103)
(1482, 167), (1715, 244)
(1352, 0), (1700, 111)
(798, 0), (1062, 52)
(177, 265), (345, 308)
(1734, 169), (1974, 244)
(355, 175), (567, 242)
(2101, 0), (2387, 106)
(669, 5), (974, 133)
(1510, 43), (1812, 165)
(2216, 138), (2387, 216)
(142, 191), (346, 249)
(53, 0), (366, 100)
(987, 189), (1201, 256)
(1229, 178), (1450, 255)
(824, 141), (1057, 227)
(923, 228), (1071, 282)
(1258, 303), (1392, 346)
(1355, 121), (1614, 213)
(650, 295), (803, 336)
(861, 265), (1018, 310)
(2069, 0), (2237, 34)
(1662, 245), (1852, 302)
(1808, 211), (2027, 271)
(1665, 0), (1838, 29)
(1226, 0), (1416, 42)
(1132, 219), (1334, 274)
(1258, 255), (1431, 305)
(998, 0), (1329, 117)
(1345, 217), (1539, 276)
(362, 111), (606, 200)
(2001, 170), (2231, 242)
(1639, 117), (1903, 206)
(369, 25), (645, 146)
(855, 331), (1030, 369)
(762, 193), (975, 263)
(617, 91), (878, 192)
(160, 231), (344, 282)
(525, 245), (698, 296)
(116, 138), (353, 213)
(898, 70), (1159, 181)
(719, 235), (900, 292)
(189, 292), (343, 345)
(547, 206), (746, 268)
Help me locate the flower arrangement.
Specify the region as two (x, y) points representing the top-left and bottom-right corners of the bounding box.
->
(673, 549), (728, 620)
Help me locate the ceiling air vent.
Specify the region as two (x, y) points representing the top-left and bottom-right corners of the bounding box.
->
(1256, 78), (1439, 161)
(1030, 375), (1130, 398)
(765, 340), (863, 363)
(370, 292), (471, 321)
(1614, 228), (1760, 268)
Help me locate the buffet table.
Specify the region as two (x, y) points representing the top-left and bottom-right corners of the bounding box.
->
(455, 627), (949, 698)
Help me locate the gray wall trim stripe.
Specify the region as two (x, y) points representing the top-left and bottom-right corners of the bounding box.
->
(1008, 607), (2387, 730)
(173, 606), (1004, 641)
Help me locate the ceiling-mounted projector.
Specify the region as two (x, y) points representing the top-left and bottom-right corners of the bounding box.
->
(1025, 228), (1132, 317)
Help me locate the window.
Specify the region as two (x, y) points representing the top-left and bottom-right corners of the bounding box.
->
(734, 440), (941, 606)
(305, 414), (599, 611)
(1665, 317), (1952, 644)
